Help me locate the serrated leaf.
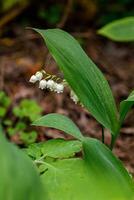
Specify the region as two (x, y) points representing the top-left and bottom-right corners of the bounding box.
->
(33, 28), (119, 136)
(40, 138), (134, 200)
(25, 139), (82, 159)
(120, 90), (134, 124)
(41, 139), (82, 158)
(0, 132), (43, 200)
(33, 113), (83, 140)
(24, 143), (42, 160)
(13, 99), (42, 122)
(98, 17), (134, 42)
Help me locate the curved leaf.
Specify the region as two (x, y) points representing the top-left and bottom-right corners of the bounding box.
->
(83, 137), (134, 200)
(33, 28), (119, 136)
(98, 17), (134, 42)
(0, 132), (43, 200)
(33, 113), (83, 140)
(120, 90), (134, 124)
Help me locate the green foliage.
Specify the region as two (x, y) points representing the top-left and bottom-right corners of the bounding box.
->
(33, 28), (119, 139)
(39, 144), (134, 200)
(97, 0), (134, 26)
(98, 17), (134, 42)
(13, 99), (42, 121)
(1, 28), (134, 199)
(120, 90), (134, 124)
(25, 139), (82, 160)
(33, 28), (134, 147)
(0, 107), (7, 117)
(31, 114), (134, 200)
(0, 91), (42, 145)
(33, 113), (83, 140)
(0, 131), (43, 200)
(29, 24), (134, 197)
(0, 91), (11, 117)
(0, 91), (11, 107)
(20, 131), (37, 145)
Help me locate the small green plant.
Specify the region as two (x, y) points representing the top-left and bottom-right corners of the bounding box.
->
(0, 91), (42, 145)
(29, 28), (134, 199)
(0, 90), (11, 117)
(13, 99), (42, 122)
(0, 29), (134, 200)
(98, 16), (134, 41)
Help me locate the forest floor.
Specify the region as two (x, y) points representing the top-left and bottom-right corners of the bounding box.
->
(0, 27), (134, 175)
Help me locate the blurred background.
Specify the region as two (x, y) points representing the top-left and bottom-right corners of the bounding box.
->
(0, 0), (134, 174)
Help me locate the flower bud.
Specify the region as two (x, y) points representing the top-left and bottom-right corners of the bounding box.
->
(70, 90), (79, 104)
(35, 71), (43, 81)
(29, 75), (38, 83)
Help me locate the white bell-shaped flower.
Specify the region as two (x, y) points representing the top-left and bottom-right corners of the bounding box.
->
(39, 79), (47, 90)
(46, 80), (55, 91)
(54, 83), (64, 93)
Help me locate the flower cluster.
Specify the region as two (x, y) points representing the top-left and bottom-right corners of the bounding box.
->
(29, 70), (79, 104)
(29, 71), (64, 93)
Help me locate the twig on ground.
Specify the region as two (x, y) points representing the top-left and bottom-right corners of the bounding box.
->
(121, 127), (134, 135)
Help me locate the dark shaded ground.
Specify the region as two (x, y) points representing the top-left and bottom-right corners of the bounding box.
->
(0, 28), (134, 174)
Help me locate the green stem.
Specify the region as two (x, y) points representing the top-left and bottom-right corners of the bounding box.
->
(110, 135), (116, 150)
(34, 160), (57, 170)
(101, 126), (105, 144)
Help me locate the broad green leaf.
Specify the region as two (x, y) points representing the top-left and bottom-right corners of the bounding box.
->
(33, 28), (119, 136)
(25, 139), (82, 159)
(41, 158), (94, 200)
(39, 137), (134, 200)
(120, 90), (134, 124)
(98, 17), (134, 42)
(0, 132), (43, 200)
(83, 138), (134, 199)
(33, 113), (83, 140)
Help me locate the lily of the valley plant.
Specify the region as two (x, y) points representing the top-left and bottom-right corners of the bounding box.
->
(30, 28), (134, 199)
(0, 29), (134, 200)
